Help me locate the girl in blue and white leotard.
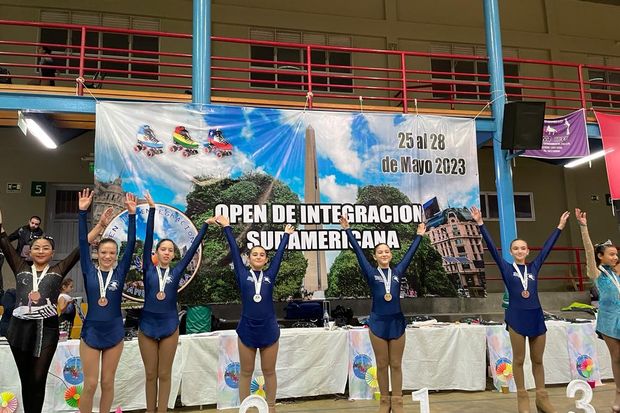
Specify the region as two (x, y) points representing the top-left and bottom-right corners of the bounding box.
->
(216, 214), (294, 413)
(138, 193), (209, 413)
(471, 206), (569, 413)
(77, 188), (137, 413)
(339, 215), (425, 413)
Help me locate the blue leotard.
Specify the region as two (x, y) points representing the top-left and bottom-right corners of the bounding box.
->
(595, 265), (620, 340)
(479, 224), (561, 337)
(79, 210), (136, 349)
(139, 207), (208, 339)
(345, 229), (422, 340)
(223, 226), (289, 348)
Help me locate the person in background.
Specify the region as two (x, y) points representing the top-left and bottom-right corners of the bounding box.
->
(8, 215), (44, 259)
(58, 277), (76, 338)
(37, 46), (56, 86)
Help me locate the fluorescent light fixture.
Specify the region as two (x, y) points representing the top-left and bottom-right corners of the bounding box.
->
(25, 117), (57, 149)
(564, 150), (606, 168)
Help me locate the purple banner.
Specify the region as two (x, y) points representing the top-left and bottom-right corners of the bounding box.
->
(523, 109), (589, 158)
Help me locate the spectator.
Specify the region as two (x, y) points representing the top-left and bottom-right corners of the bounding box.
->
(8, 215), (44, 259)
(37, 46), (55, 86)
(58, 278), (76, 338)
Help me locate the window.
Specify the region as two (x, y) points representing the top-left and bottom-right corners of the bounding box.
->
(249, 29), (353, 93)
(587, 67), (620, 108)
(54, 190), (80, 219)
(430, 44), (521, 101)
(479, 192), (535, 221)
(40, 11), (160, 80)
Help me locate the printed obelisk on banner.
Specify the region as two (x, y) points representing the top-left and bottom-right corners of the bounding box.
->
(303, 125), (329, 293)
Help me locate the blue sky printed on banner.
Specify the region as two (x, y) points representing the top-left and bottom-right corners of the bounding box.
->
(95, 103), (479, 212)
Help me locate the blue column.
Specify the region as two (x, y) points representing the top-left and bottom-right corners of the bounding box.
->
(193, 0), (211, 104)
(483, 0), (516, 307)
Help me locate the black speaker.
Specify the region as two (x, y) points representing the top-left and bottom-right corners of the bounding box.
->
(501, 101), (546, 150)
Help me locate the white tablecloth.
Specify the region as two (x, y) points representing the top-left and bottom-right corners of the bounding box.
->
(486, 320), (613, 390)
(403, 324), (488, 391)
(0, 338), (184, 413)
(0, 321), (612, 411)
(179, 328), (350, 406)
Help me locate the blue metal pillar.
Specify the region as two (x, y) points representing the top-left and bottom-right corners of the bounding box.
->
(192, 0), (211, 105)
(483, 0), (517, 307)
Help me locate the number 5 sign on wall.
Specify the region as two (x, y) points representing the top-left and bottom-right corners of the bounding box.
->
(31, 181), (46, 197)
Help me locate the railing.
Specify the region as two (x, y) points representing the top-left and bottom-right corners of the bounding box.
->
(483, 246), (588, 291)
(0, 19), (619, 114)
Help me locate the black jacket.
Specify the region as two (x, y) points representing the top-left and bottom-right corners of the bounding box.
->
(8, 225), (44, 257)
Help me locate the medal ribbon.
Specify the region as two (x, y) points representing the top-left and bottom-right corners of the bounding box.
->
(250, 270), (264, 298)
(377, 267), (392, 296)
(30, 264), (50, 293)
(156, 266), (170, 295)
(97, 267), (113, 299)
(512, 263), (529, 293)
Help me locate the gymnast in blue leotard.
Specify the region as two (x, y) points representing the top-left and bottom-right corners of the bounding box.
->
(576, 207), (620, 413)
(471, 206), (568, 413)
(138, 193), (209, 413)
(216, 215), (293, 413)
(77, 188), (137, 413)
(339, 215), (425, 413)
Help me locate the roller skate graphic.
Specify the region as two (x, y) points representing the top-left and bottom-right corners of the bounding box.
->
(134, 125), (164, 158)
(203, 128), (233, 158)
(169, 126), (199, 157)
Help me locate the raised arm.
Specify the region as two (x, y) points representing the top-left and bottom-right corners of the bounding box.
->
(470, 206), (505, 268)
(394, 223), (425, 274)
(530, 211), (568, 272)
(87, 206), (113, 244)
(267, 224), (294, 282)
(339, 215), (375, 284)
(218, 216), (246, 283)
(143, 193), (156, 273)
(78, 189), (95, 278)
(174, 222), (208, 275)
(117, 194), (138, 278)
(0, 223), (25, 275)
(575, 208), (599, 280)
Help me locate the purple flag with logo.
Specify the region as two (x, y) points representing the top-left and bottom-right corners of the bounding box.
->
(523, 109), (589, 158)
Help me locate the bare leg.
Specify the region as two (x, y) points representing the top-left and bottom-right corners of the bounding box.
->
(369, 330), (391, 413)
(79, 340), (102, 413)
(155, 328), (179, 413)
(259, 340), (279, 412)
(387, 333), (406, 413)
(238, 338), (258, 403)
(138, 331), (160, 413)
(602, 334), (620, 410)
(508, 327), (530, 413)
(99, 341), (124, 413)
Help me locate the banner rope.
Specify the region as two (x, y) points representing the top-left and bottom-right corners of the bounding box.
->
(75, 77), (100, 103)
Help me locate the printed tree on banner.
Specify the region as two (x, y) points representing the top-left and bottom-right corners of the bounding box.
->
(180, 172), (307, 304)
(326, 185), (456, 298)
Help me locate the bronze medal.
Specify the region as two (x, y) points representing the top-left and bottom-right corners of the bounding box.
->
(156, 291), (166, 300)
(29, 291), (41, 302)
(521, 290), (530, 299)
(98, 297), (108, 307)
(384, 293), (393, 302)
